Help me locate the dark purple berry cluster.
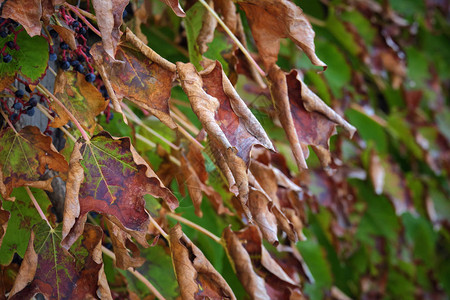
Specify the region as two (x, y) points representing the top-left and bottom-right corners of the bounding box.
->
(0, 18), (23, 64)
(47, 7), (96, 83)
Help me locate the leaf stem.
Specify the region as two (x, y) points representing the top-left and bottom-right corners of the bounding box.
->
(178, 125), (205, 151)
(170, 105), (200, 135)
(166, 212), (222, 244)
(25, 187), (52, 229)
(36, 84), (90, 141)
(149, 215), (169, 240)
(122, 103), (180, 151)
(65, 3), (102, 37)
(198, 0), (265, 76)
(101, 246), (167, 300)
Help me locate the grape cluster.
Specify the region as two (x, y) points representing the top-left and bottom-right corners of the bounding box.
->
(48, 7), (96, 83)
(0, 18), (23, 63)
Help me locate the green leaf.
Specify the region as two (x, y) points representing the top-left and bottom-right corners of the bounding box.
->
(352, 180), (400, 243)
(185, 1), (206, 69)
(0, 29), (49, 82)
(346, 108), (388, 153)
(121, 244), (179, 299)
(297, 236), (333, 295)
(402, 213), (436, 267)
(0, 187), (51, 265)
(315, 40), (351, 98)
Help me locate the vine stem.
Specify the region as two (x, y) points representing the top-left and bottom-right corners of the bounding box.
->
(101, 246), (167, 300)
(36, 84), (90, 141)
(198, 0), (265, 76)
(166, 213), (222, 244)
(0, 109), (18, 134)
(65, 3), (101, 37)
(25, 187), (52, 229)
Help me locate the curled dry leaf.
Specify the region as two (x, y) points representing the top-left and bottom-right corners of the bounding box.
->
(223, 226), (270, 300)
(52, 70), (108, 134)
(213, 0), (238, 33)
(91, 35), (177, 129)
(169, 223), (236, 299)
(197, 0), (218, 54)
(9, 222), (112, 300)
(248, 151), (306, 243)
(237, 0), (326, 71)
(92, 0), (128, 58)
(177, 61), (273, 219)
(105, 218), (146, 270)
(1, 0), (57, 37)
(247, 188), (279, 245)
(62, 131), (177, 250)
(162, 0), (186, 17)
(181, 147), (231, 217)
(223, 225), (302, 299)
(268, 66), (356, 169)
(51, 24), (77, 50)
(177, 61), (273, 164)
(0, 126), (68, 199)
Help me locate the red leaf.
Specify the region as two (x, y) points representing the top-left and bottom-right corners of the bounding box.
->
(62, 131), (177, 249)
(9, 223), (111, 299)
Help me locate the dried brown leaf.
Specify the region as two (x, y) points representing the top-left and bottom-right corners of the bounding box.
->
(51, 24), (77, 50)
(92, 0), (128, 58)
(0, 207), (10, 250)
(197, 0), (218, 54)
(1, 0), (56, 37)
(91, 34), (177, 129)
(223, 226), (270, 300)
(268, 66), (356, 169)
(170, 224), (236, 299)
(223, 225), (301, 299)
(105, 218), (146, 270)
(162, 0), (186, 17)
(237, 0), (326, 70)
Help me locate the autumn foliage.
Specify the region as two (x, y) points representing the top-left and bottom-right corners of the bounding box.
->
(0, 0), (449, 299)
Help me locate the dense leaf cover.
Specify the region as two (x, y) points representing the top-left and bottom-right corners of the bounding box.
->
(0, 0), (448, 299)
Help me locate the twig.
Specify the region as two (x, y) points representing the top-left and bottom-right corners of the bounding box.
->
(135, 133), (181, 166)
(36, 84), (90, 141)
(122, 103), (180, 151)
(198, 0), (265, 76)
(95, 64), (128, 125)
(25, 187), (52, 229)
(36, 104), (77, 143)
(101, 246), (167, 300)
(177, 125), (205, 151)
(65, 3), (101, 37)
(0, 109), (18, 134)
(149, 215), (169, 240)
(167, 212), (221, 244)
(47, 66), (57, 77)
(170, 105), (200, 135)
